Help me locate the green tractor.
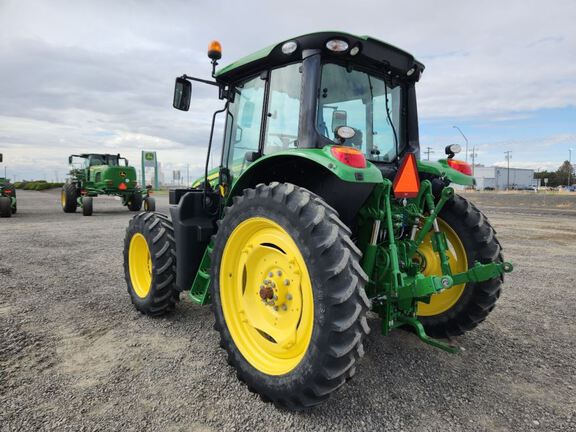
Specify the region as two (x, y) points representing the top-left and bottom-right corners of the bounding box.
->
(0, 154), (17, 218)
(123, 32), (513, 409)
(62, 153), (155, 216)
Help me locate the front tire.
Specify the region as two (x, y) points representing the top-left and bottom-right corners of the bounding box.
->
(82, 197), (93, 216)
(0, 197), (12, 218)
(123, 212), (179, 315)
(211, 183), (370, 410)
(143, 196), (156, 212)
(61, 183), (78, 213)
(127, 191), (143, 211)
(418, 194), (503, 338)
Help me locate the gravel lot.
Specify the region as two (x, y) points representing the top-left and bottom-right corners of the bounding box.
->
(1, 190), (575, 431)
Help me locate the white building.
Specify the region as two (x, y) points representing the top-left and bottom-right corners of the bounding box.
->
(473, 166), (535, 190)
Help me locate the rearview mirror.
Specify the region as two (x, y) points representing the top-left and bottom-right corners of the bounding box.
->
(0, 153), (3, 163)
(173, 77), (191, 111)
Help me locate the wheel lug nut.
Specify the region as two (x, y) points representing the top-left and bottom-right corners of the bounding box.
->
(274, 306), (279, 311)
(273, 295), (278, 301)
(281, 304), (287, 311)
(284, 279), (290, 286)
(277, 270), (282, 276)
(268, 272), (274, 278)
(286, 293), (293, 301)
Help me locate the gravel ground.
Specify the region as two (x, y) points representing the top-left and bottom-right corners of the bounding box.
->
(1, 190), (575, 431)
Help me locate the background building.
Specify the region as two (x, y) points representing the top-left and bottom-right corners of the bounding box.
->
(474, 166), (535, 190)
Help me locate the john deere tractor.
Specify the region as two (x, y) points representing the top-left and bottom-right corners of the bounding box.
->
(123, 32), (513, 409)
(0, 154), (17, 218)
(62, 153), (155, 216)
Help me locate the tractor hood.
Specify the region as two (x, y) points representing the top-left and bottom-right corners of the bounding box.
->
(215, 31), (425, 84)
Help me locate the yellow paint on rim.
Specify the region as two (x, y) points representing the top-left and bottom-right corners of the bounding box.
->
(417, 218), (468, 316)
(61, 190), (66, 208)
(129, 233), (153, 298)
(220, 217), (314, 376)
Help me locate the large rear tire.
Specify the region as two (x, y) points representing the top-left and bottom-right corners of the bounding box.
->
(210, 183), (370, 410)
(123, 212), (179, 316)
(417, 194), (503, 338)
(0, 197), (12, 218)
(61, 183), (78, 213)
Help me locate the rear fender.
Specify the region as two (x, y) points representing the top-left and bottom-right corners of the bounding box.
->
(227, 149), (382, 230)
(418, 159), (475, 187)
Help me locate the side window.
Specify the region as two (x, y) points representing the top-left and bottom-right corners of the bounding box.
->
(224, 76), (265, 178)
(263, 63), (301, 154)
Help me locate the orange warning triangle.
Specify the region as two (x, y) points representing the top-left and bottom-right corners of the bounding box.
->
(393, 153), (420, 198)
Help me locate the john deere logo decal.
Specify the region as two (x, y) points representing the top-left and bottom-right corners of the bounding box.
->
(145, 152), (154, 161)
(120, 171), (127, 178)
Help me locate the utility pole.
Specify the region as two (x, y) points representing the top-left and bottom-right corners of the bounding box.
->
(569, 148), (573, 187)
(424, 147), (434, 161)
(453, 125), (469, 163)
(187, 164), (190, 186)
(469, 145), (477, 177)
(504, 151), (512, 190)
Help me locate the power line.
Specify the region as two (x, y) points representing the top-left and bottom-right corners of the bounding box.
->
(424, 147), (435, 161)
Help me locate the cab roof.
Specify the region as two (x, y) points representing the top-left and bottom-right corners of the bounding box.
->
(215, 31), (425, 84)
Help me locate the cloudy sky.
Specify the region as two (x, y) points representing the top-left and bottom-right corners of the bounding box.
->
(0, 0), (574, 182)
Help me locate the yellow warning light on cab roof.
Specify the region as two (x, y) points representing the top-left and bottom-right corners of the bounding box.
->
(208, 40), (222, 60)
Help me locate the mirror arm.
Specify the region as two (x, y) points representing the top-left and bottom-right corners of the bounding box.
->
(181, 74), (219, 87)
(180, 74), (233, 102)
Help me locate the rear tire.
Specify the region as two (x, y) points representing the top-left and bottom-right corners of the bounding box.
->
(211, 182), (370, 410)
(82, 197), (93, 216)
(0, 197), (12, 218)
(418, 194), (503, 338)
(143, 196), (155, 212)
(124, 212), (179, 316)
(61, 183), (78, 213)
(127, 191), (143, 211)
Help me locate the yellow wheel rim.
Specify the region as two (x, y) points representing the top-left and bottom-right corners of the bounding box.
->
(61, 190), (66, 208)
(417, 218), (468, 316)
(220, 217), (314, 376)
(129, 233), (153, 298)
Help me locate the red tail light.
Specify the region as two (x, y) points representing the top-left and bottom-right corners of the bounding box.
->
(118, 182), (127, 190)
(447, 159), (472, 176)
(331, 146), (366, 168)
(4, 189), (12, 195)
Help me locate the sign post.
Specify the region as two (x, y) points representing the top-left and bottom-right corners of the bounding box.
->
(141, 151), (159, 190)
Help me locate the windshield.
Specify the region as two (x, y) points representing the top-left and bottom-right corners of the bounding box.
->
(317, 63), (402, 162)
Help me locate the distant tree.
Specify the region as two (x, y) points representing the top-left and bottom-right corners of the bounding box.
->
(534, 170), (559, 187)
(556, 160), (575, 186)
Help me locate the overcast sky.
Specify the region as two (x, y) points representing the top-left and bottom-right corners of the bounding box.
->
(0, 0), (574, 182)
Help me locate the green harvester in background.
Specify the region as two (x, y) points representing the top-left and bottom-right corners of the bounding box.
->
(62, 153), (155, 216)
(0, 153), (17, 218)
(123, 32), (513, 409)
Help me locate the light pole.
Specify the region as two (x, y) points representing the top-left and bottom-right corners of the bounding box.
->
(504, 151), (512, 190)
(453, 125), (469, 163)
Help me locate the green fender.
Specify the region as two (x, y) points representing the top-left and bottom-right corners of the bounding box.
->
(226, 146), (384, 203)
(417, 159), (475, 186)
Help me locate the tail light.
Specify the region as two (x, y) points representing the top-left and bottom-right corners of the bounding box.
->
(118, 182), (127, 191)
(447, 159), (472, 176)
(331, 146), (366, 168)
(4, 189), (12, 195)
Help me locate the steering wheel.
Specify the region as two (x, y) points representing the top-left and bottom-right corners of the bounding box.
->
(267, 133), (298, 149)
